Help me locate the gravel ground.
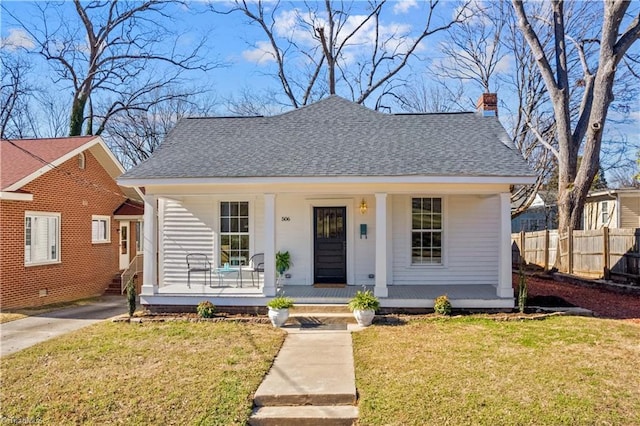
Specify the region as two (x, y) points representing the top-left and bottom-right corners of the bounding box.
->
(514, 273), (640, 322)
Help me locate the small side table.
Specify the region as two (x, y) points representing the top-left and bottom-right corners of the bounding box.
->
(212, 267), (242, 287)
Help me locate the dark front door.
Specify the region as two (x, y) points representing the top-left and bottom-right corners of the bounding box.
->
(314, 207), (347, 283)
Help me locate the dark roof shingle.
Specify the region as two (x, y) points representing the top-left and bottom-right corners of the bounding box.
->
(120, 96), (533, 180)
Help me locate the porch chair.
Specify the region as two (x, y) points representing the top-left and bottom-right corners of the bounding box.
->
(186, 253), (212, 287)
(245, 253), (264, 287)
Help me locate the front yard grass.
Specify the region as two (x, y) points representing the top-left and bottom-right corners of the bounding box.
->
(1, 321), (284, 425)
(354, 316), (640, 426)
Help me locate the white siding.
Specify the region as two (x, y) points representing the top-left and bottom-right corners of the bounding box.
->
(156, 192), (502, 287)
(392, 194), (499, 285)
(161, 198), (215, 286)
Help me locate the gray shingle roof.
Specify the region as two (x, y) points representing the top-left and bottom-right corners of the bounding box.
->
(120, 95), (534, 180)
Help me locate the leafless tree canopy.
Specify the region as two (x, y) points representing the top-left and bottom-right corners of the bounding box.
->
(3, 0), (217, 137)
(215, 0), (471, 109)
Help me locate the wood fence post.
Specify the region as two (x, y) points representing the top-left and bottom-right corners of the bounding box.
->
(520, 230), (526, 266)
(544, 229), (550, 272)
(603, 226), (610, 280)
(568, 227), (574, 275)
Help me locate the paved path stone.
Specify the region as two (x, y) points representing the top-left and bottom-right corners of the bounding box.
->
(250, 327), (358, 425)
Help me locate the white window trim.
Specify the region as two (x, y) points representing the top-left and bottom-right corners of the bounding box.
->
(78, 152), (86, 170)
(407, 195), (448, 268)
(218, 201), (251, 267)
(92, 215), (111, 243)
(25, 211), (61, 266)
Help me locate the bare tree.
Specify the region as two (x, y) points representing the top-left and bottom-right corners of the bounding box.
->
(394, 80), (465, 113)
(215, 0), (470, 109)
(0, 52), (34, 138)
(105, 90), (218, 169)
(3, 0), (216, 137)
(513, 0), (640, 233)
(434, 0), (508, 93)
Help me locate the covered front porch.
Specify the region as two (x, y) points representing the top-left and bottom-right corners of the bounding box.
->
(141, 283), (514, 310)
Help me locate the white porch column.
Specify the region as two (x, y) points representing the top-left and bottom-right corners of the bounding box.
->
(141, 194), (157, 295)
(374, 193), (388, 297)
(263, 193), (277, 296)
(497, 192), (513, 298)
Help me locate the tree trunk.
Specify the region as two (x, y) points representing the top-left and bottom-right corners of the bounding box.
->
(69, 95), (87, 136)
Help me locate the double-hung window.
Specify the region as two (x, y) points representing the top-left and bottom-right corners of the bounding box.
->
(601, 201), (609, 225)
(25, 212), (60, 265)
(220, 201), (249, 266)
(92, 215), (110, 243)
(411, 197), (443, 264)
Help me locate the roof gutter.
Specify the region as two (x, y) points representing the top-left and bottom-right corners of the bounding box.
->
(118, 175), (537, 187)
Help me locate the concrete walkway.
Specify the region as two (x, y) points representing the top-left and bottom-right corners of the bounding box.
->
(250, 327), (359, 425)
(1, 296), (126, 357)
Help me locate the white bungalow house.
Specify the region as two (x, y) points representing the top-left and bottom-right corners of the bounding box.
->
(118, 95), (535, 310)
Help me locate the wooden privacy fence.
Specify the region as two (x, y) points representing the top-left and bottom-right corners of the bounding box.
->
(512, 228), (640, 284)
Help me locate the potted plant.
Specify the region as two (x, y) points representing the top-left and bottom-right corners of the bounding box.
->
(348, 289), (380, 327)
(275, 250), (292, 285)
(266, 292), (294, 327)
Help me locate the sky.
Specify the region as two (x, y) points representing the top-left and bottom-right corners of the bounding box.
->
(1, 0), (639, 182)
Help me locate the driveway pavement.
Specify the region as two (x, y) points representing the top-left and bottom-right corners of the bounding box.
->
(1, 296), (126, 357)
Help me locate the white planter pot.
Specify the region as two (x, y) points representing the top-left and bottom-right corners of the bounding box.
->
(353, 309), (375, 327)
(268, 308), (290, 327)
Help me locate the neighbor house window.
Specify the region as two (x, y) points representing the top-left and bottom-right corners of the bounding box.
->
(25, 212), (60, 265)
(601, 201), (609, 225)
(135, 221), (143, 253)
(411, 197), (442, 264)
(92, 215), (110, 243)
(220, 201), (249, 266)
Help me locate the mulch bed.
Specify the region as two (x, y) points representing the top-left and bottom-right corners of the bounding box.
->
(515, 273), (640, 322)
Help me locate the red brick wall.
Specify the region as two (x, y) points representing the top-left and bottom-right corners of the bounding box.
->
(0, 150), (127, 309)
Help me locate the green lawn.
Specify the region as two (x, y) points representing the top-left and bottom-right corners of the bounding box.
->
(353, 316), (640, 426)
(1, 321), (284, 425)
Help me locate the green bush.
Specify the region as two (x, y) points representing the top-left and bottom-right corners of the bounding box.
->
(433, 294), (452, 316)
(197, 301), (216, 318)
(267, 295), (294, 310)
(348, 289), (380, 312)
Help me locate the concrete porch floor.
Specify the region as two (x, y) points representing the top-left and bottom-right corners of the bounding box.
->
(142, 283), (514, 309)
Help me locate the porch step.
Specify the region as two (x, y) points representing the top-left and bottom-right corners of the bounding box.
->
(104, 274), (123, 295)
(290, 304), (351, 314)
(249, 405), (357, 426)
(288, 313), (356, 325)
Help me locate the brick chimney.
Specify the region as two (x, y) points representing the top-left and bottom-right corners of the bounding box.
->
(476, 93), (498, 117)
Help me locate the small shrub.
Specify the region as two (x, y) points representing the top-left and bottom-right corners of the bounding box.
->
(267, 295), (294, 310)
(197, 301), (216, 318)
(517, 263), (528, 314)
(433, 294), (452, 316)
(348, 289), (380, 312)
(126, 278), (136, 317)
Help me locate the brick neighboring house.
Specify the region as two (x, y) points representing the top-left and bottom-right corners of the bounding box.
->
(0, 136), (143, 309)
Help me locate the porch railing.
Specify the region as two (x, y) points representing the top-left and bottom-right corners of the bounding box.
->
(121, 254), (144, 294)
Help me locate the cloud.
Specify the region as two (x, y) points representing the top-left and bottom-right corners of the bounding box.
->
(242, 6), (417, 67)
(0, 28), (35, 51)
(242, 40), (277, 65)
(393, 0), (418, 14)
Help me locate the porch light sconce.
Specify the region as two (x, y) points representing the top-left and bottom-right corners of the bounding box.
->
(359, 198), (368, 215)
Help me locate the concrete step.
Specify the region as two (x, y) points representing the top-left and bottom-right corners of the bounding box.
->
(249, 405), (358, 426)
(290, 304), (351, 314)
(288, 313), (357, 325)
